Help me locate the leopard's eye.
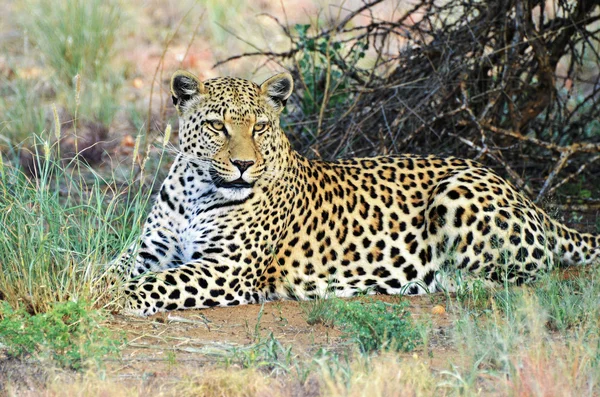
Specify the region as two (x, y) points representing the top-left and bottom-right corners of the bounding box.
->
(253, 123), (269, 134)
(209, 120), (225, 131)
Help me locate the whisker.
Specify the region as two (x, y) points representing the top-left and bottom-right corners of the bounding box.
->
(163, 143), (213, 164)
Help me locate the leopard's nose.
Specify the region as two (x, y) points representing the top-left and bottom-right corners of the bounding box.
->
(231, 159), (255, 174)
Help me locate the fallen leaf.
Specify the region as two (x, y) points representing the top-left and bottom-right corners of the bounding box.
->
(121, 135), (135, 147)
(431, 305), (446, 315)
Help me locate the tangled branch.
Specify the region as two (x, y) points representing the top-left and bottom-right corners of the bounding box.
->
(218, 0), (600, 203)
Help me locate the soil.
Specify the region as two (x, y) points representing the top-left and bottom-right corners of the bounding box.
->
(108, 295), (451, 377)
(107, 265), (592, 384)
(0, 293), (456, 394)
(107, 294), (455, 381)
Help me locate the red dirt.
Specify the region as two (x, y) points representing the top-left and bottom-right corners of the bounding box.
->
(107, 294), (455, 380)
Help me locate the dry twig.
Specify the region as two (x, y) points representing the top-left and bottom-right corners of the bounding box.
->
(216, 0), (600, 201)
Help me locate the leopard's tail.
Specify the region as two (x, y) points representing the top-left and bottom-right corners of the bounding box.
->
(545, 214), (600, 266)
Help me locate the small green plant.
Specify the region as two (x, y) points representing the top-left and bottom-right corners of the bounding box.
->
(557, 175), (600, 202)
(332, 298), (421, 353)
(294, 24), (367, 113)
(0, 300), (123, 370)
(244, 303), (265, 341)
(453, 275), (494, 312)
(300, 294), (337, 326)
(166, 350), (177, 368)
(290, 23), (369, 142)
(300, 291), (421, 353)
(271, 301), (288, 326)
(224, 332), (302, 377)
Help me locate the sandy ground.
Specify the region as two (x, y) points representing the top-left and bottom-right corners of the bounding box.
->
(0, 293), (455, 394)
(107, 294), (454, 380)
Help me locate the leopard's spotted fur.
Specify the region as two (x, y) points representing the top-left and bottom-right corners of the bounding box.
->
(120, 70), (600, 316)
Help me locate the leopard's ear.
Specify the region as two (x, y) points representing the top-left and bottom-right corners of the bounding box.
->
(171, 70), (205, 113)
(260, 72), (293, 112)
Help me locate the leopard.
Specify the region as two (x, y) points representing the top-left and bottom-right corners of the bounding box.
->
(120, 69), (600, 316)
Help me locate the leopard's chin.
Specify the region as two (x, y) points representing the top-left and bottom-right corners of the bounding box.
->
(216, 186), (253, 201)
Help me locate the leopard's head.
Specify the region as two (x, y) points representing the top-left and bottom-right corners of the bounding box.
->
(171, 70), (294, 201)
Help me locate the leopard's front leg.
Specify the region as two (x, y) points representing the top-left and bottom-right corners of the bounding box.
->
(124, 154), (212, 279)
(123, 259), (263, 316)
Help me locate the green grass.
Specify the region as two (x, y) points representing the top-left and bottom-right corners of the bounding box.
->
(0, 78), (46, 147)
(300, 294), (337, 326)
(224, 332), (302, 376)
(333, 298), (422, 353)
(20, 0), (121, 85)
(0, 134), (164, 314)
(443, 265), (600, 394)
(6, 0), (125, 136)
(0, 131), (166, 372)
(301, 295), (422, 353)
(0, 300), (123, 370)
(448, 266), (600, 333)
